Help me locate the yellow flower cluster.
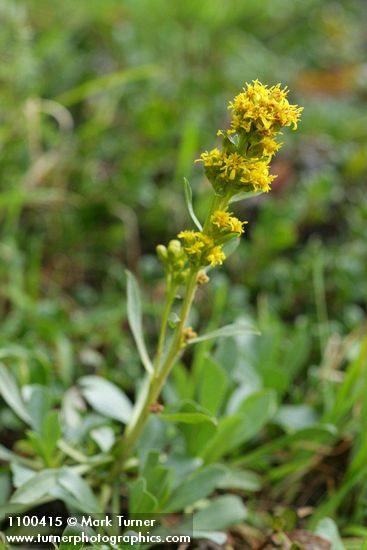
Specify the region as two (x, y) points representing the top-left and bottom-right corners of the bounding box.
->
(210, 210), (246, 235)
(229, 80), (303, 137)
(158, 82), (302, 277)
(197, 80), (302, 196)
(199, 149), (276, 192)
(178, 230), (225, 267)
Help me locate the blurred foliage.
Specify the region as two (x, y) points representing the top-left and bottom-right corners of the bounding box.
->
(0, 0), (367, 547)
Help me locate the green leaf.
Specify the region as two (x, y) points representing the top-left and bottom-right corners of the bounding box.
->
(79, 375), (132, 424)
(201, 390), (277, 463)
(0, 443), (37, 468)
(27, 411), (61, 465)
(142, 451), (173, 507)
(159, 400), (217, 426)
(189, 322), (260, 344)
(198, 357), (228, 415)
(229, 190), (264, 203)
(274, 404), (318, 432)
(42, 411), (62, 461)
(171, 363), (194, 401)
(11, 464), (35, 488)
(58, 468), (102, 514)
(10, 469), (59, 503)
(173, 402), (217, 456)
(221, 237), (240, 258)
(125, 270), (154, 375)
(193, 495), (247, 531)
(217, 468), (261, 492)
(56, 335), (74, 385)
(90, 426), (115, 452)
(168, 312), (180, 328)
(0, 473), (11, 506)
(0, 364), (32, 425)
(165, 464), (226, 513)
(129, 477), (158, 514)
(183, 177), (202, 230)
(0, 499), (53, 522)
(25, 385), (52, 432)
(160, 412), (217, 425)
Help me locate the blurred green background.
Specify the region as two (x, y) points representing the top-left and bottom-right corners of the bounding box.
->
(1, 0), (366, 371)
(0, 0), (367, 539)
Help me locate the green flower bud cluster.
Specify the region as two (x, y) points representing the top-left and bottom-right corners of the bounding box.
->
(156, 240), (190, 285)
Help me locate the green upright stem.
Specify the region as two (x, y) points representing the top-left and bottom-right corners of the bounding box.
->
(117, 192), (230, 465)
(120, 268), (199, 459)
(155, 282), (176, 366)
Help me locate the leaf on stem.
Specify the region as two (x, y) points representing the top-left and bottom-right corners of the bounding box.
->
(188, 322), (260, 344)
(184, 178), (203, 230)
(126, 270), (154, 375)
(160, 412), (217, 425)
(222, 237), (240, 258)
(229, 189), (264, 203)
(168, 312), (180, 328)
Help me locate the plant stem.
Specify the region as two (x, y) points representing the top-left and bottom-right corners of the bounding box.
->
(116, 268), (198, 464)
(117, 192), (229, 465)
(155, 282), (175, 366)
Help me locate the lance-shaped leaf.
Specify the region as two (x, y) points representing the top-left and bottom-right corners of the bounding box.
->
(222, 237), (240, 258)
(184, 178), (202, 230)
(188, 322), (260, 344)
(126, 270), (154, 375)
(229, 189), (264, 203)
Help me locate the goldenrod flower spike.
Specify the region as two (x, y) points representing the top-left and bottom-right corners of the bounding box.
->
(197, 80), (302, 198)
(120, 82), (302, 462)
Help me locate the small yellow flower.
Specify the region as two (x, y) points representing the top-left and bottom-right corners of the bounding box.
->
(207, 246), (225, 266)
(260, 136), (282, 157)
(229, 217), (247, 234)
(197, 146), (276, 193)
(220, 153), (248, 180)
(211, 210), (246, 235)
(196, 148), (222, 167)
(177, 230), (197, 242)
(241, 160), (276, 192)
(211, 210), (231, 228)
(186, 240), (205, 255)
(228, 80), (303, 137)
(178, 230), (226, 267)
